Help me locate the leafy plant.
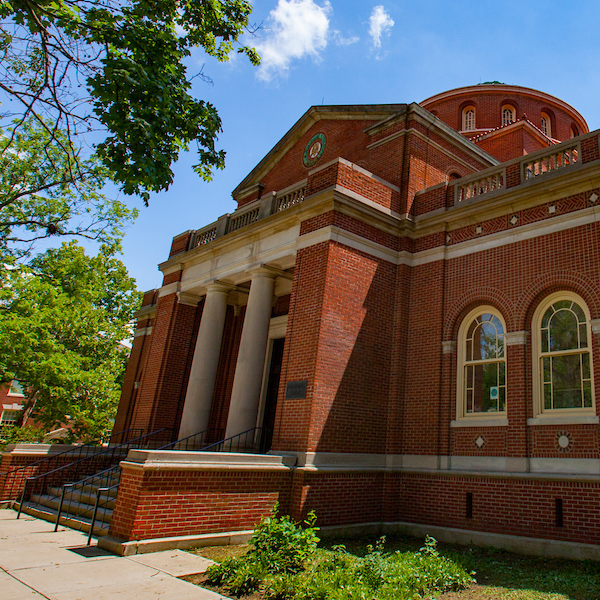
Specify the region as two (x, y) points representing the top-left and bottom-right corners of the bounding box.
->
(250, 509), (320, 574)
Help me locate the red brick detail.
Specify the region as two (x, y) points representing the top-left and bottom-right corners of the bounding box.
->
(109, 465), (293, 541)
(396, 472), (600, 546)
(581, 135), (600, 164)
(273, 240), (395, 454)
(162, 271), (182, 286)
(505, 163), (521, 188)
(299, 210), (399, 251)
(128, 294), (200, 436)
(422, 89), (587, 143)
(169, 232), (192, 257)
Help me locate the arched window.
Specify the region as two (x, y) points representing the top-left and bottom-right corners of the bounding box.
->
(570, 124), (579, 138)
(457, 307), (506, 419)
(541, 112), (552, 137)
(533, 293), (594, 415)
(462, 106), (476, 131)
(501, 105), (515, 126)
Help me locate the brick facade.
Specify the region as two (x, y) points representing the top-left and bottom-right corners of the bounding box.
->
(109, 85), (600, 552)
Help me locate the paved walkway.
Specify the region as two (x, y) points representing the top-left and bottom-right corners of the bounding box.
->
(0, 509), (229, 599)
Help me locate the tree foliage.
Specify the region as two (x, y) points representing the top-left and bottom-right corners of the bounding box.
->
(0, 241), (142, 440)
(1, 117), (137, 260)
(0, 0), (259, 203)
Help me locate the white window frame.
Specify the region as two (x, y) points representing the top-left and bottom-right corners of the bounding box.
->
(541, 113), (552, 138)
(462, 107), (476, 131)
(501, 105), (515, 126)
(8, 380), (24, 397)
(456, 306), (507, 422)
(532, 292), (595, 419)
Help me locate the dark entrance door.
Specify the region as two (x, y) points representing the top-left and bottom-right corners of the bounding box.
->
(261, 337), (285, 452)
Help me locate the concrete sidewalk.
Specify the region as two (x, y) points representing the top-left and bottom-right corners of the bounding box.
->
(0, 508), (229, 599)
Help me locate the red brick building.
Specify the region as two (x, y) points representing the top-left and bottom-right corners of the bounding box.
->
(109, 84), (600, 556)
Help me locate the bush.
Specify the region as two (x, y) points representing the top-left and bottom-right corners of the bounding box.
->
(204, 520), (474, 600)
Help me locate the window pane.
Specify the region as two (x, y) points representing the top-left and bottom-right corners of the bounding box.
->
(542, 307), (553, 329)
(584, 384), (592, 408)
(8, 380), (24, 396)
(544, 383), (552, 409)
(579, 323), (588, 347)
(549, 309), (579, 351)
(543, 357), (551, 384)
(466, 388), (474, 413)
(471, 363), (502, 413)
(551, 353), (584, 408)
(582, 352), (591, 380)
(572, 303), (586, 322)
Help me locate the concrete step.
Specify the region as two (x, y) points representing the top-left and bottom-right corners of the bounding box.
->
(45, 488), (117, 510)
(17, 502), (110, 536)
(30, 493), (114, 523)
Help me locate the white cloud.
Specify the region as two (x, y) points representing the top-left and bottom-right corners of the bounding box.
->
(368, 5), (394, 50)
(255, 0), (332, 81)
(333, 30), (359, 46)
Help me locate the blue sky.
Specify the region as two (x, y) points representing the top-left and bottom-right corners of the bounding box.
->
(119, 0), (600, 292)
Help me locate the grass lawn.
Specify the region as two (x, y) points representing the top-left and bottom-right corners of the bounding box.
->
(188, 534), (600, 600)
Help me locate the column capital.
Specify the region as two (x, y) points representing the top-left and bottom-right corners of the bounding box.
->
(205, 281), (235, 295)
(177, 291), (202, 307)
(248, 266), (281, 280)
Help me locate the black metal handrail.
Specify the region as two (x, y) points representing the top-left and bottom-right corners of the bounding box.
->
(200, 427), (269, 454)
(54, 427), (220, 541)
(0, 427), (143, 503)
(158, 427), (224, 451)
(17, 427), (173, 518)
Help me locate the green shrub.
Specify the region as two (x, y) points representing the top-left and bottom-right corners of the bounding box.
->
(204, 522), (474, 600)
(250, 509), (320, 574)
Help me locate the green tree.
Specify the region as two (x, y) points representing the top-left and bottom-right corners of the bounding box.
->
(1, 118), (137, 261)
(0, 0), (260, 204)
(0, 241), (142, 440)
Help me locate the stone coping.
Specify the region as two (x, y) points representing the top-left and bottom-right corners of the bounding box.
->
(99, 531), (254, 556)
(1, 443), (105, 458)
(123, 449), (298, 468)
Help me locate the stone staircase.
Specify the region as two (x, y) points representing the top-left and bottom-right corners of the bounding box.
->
(19, 466), (121, 537)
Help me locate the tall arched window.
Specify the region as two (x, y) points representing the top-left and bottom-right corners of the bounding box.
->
(501, 105), (515, 126)
(541, 112), (552, 137)
(462, 106), (476, 131)
(457, 307), (506, 419)
(533, 293), (595, 416)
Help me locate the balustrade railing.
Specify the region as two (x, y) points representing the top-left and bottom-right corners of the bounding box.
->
(276, 187), (306, 212)
(189, 184), (308, 250)
(227, 204), (260, 233)
(524, 143), (579, 180)
(456, 170), (504, 203)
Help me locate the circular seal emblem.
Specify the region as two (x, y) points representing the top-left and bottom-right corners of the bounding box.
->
(303, 133), (326, 167)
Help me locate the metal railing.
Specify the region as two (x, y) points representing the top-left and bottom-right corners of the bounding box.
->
(53, 428), (221, 543)
(201, 427), (270, 454)
(158, 428), (224, 451)
(34, 427), (270, 544)
(0, 428), (143, 503)
(16, 428), (174, 518)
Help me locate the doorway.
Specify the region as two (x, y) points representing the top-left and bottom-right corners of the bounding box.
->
(260, 337), (285, 452)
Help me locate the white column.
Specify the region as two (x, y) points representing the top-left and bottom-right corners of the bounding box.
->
(178, 282), (231, 439)
(226, 268), (277, 438)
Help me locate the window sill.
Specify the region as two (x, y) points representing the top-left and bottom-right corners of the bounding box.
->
(527, 415), (599, 426)
(451, 418), (508, 428)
